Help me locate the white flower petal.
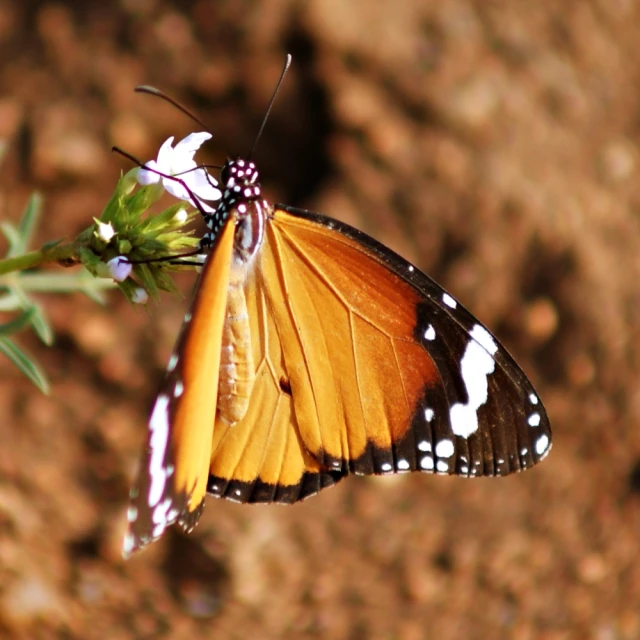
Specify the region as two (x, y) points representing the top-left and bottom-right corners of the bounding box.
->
(140, 133), (220, 209)
(155, 136), (176, 173)
(173, 208), (188, 223)
(96, 221), (116, 242)
(132, 288), (149, 304)
(107, 256), (132, 282)
(137, 159), (161, 185)
(188, 168), (221, 201)
(174, 132), (212, 157)
(162, 178), (191, 202)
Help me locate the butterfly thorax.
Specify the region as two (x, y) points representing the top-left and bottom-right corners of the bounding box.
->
(216, 158), (270, 425)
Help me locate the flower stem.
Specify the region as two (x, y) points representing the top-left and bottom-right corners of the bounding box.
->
(0, 243), (80, 277)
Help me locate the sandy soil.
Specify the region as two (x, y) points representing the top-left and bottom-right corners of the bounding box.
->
(1, 1), (640, 638)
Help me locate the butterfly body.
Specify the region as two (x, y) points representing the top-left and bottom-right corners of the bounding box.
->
(124, 156), (551, 556)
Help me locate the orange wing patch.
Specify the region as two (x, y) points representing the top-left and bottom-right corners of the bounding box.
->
(266, 210), (439, 460)
(171, 217), (235, 509)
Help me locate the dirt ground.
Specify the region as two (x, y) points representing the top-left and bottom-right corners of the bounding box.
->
(1, 1), (640, 638)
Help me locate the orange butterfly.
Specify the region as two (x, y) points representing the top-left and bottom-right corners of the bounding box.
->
(123, 61), (551, 556)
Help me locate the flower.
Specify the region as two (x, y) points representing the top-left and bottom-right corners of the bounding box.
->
(132, 288), (149, 304)
(173, 208), (188, 224)
(107, 256), (132, 282)
(96, 221), (116, 242)
(137, 133), (221, 212)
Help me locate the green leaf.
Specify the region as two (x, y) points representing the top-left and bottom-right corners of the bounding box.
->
(16, 193), (42, 254)
(26, 302), (54, 346)
(0, 221), (21, 252)
(11, 288), (54, 346)
(0, 291), (21, 311)
(0, 308), (37, 336)
(135, 262), (160, 300)
(0, 336), (50, 394)
(1, 194), (43, 258)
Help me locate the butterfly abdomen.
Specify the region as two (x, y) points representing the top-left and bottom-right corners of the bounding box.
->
(218, 271), (255, 425)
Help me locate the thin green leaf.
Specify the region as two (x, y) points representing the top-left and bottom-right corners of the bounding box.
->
(0, 194), (42, 258)
(26, 303), (54, 346)
(80, 284), (109, 304)
(0, 308), (36, 336)
(0, 291), (21, 311)
(135, 262), (160, 300)
(16, 193), (42, 254)
(0, 221), (21, 252)
(0, 336), (50, 394)
(11, 287), (54, 346)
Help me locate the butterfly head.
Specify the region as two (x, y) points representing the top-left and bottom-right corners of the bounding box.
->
(218, 158), (263, 221)
(220, 158), (260, 192)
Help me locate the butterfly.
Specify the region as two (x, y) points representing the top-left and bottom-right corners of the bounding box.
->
(123, 61), (552, 556)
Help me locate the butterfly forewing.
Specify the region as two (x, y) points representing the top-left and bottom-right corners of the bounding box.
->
(124, 218), (235, 556)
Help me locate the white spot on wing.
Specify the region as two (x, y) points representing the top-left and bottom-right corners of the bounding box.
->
(123, 532), (135, 556)
(424, 408), (435, 422)
(528, 412), (541, 427)
(420, 455), (434, 470)
(152, 497), (172, 525)
(381, 462), (392, 472)
(535, 434), (550, 456)
(174, 380), (184, 398)
(424, 324), (436, 341)
(167, 354), (178, 372)
(148, 395), (171, 508)
(127, 506), (138, 523)
(166, 509), (178, 523)
(436, 460), (449, 473)
(469, 324), (498, 355)
(435, 439), (454, 458)
(443, 293), (457, 308)
(529, 393), (539, 405)
(418, 440), (431, 452)
(449, 327), (497, 439)
(397, 459), (410, 471)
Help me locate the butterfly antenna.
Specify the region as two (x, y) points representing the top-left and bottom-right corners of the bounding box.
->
(135, 85), (210, 132)
(248, 53), (292, 161)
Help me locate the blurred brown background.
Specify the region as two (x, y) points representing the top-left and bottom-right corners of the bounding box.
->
(1, 1), (640, 638)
